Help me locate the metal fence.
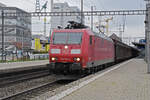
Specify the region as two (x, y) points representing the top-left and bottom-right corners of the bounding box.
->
(0, 53), (49, 62)
(29, 54), (49, 60)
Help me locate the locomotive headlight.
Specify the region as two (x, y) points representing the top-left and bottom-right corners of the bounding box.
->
(51, 57), (56, 61)
(64, 45), (68, 49)
(76, 58), (80, 61)
(74, 58), (80, 62)
(51, 57), (58, 61)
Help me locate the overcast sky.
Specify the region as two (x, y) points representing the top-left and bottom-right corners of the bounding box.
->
(0, 0), (146, 40)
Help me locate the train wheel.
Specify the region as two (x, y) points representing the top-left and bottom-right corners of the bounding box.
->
(90, 68), (94, 74)
(85, 68), (91, 75)
(49, 69), (52, 74)
(95, 67), (98, 72)
(102, 64), (106, 69)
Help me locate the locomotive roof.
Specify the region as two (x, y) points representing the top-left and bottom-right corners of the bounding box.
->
(53, 28), (87, 32)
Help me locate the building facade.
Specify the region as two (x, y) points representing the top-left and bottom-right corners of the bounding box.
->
(51, 2), (84, 30)
(0, 3), (6, 7)
(0, 7), (31, 52)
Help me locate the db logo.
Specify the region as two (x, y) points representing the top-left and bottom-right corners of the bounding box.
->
(62, 49), (69, 54)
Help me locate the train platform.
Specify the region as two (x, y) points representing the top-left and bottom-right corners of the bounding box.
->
(61, 59), (150, 100)
(0, 60), (49, 74)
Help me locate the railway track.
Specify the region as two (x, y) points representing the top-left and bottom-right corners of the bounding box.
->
(0, 69), (50, 88)
(0, 65), (71, 100)
(0, 60), (129, 100)
(1, 80), (70, 100)
(5, 62), (120, 100)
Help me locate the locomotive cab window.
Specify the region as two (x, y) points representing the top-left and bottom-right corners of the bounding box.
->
(53, 32), (83, 44)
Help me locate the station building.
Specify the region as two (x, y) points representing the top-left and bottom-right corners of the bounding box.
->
(0, 3), (6, 7)
(0, 3), (32, 53)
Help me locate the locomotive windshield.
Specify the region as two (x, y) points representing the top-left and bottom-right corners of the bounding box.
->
(53, 32), (82, 44)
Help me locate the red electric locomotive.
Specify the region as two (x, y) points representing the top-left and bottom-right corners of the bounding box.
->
(48, 22), (115, 76)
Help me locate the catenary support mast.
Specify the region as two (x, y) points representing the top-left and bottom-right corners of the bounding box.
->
(145, 0), (150, 73)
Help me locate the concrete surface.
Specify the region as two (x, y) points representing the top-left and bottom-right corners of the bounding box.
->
(62, 59), (150, 100)
(0, 60), (49, 74)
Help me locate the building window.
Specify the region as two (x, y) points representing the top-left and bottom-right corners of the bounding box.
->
(53, 7), (60, 9)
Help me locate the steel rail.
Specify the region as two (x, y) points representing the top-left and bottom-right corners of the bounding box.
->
(0, 70), (50, 87)
(1, 80), (58, 100)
